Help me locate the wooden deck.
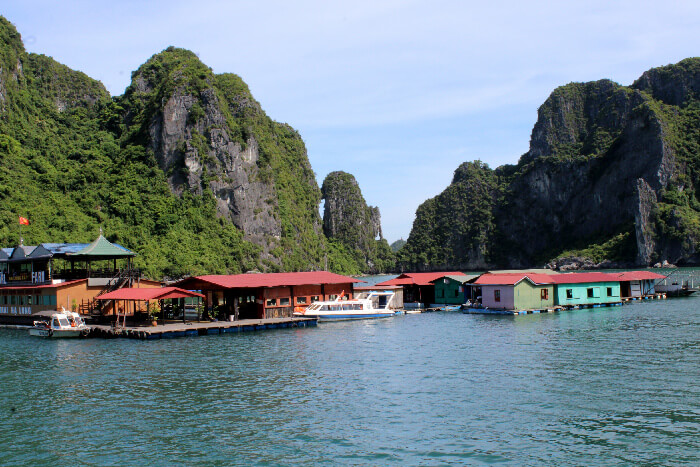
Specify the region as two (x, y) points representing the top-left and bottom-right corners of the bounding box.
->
(86, 317), (317, 339)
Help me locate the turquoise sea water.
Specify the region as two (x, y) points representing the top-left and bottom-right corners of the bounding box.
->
(1, 295), (699, 466)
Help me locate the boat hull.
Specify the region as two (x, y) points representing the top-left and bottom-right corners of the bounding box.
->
(28, 328), (84, 338)
(294, 312), (396, 321)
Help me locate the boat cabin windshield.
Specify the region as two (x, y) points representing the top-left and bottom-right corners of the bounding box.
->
(52, 318), (70, 327)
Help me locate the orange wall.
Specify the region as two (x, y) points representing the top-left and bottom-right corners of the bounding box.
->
(56, 282), (103, 311)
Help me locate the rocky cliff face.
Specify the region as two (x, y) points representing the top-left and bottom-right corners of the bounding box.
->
(321, 171), (393, 272)
(121, 49), (281, 248)
(400, 58), (700, 270)
(119, 48), (327, 266)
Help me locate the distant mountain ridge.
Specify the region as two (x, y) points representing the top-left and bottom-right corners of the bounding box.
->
(399, 58), (700, 270)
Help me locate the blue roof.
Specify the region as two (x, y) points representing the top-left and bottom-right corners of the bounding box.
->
(0, 240), (134, 261)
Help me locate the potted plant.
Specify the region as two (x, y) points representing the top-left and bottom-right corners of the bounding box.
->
(147, 301), (160, 326)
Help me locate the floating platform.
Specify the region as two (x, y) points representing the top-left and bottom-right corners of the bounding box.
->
(462, 302), (625, 316)
(85, 317), (317, 340)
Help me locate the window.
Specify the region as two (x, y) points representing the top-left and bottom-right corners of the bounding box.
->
(328, 294), (338, 301)
(311, 296), (320, 302)
(587, 288), (601, 298)
(265, 298), (277, 307)
(494, 290), (500, 302)
(566, 289), (573, 299)
(279, 297), (290, 306)
(296, 296), (307, 304)
(10, 295), (16, 305)
(541, 289), (549, 300)
(607, 287), (613, 297)
(454, 289), (460, 298)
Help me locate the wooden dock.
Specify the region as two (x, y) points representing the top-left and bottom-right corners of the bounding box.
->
(86, 317), (317, 339)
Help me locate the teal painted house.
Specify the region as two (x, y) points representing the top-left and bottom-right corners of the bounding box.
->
(551, 273), (621, 306)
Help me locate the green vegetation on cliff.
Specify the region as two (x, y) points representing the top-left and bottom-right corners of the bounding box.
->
(321, 171), (395, 274)
(397, 161), (503, 270)
(0, 18), (353, 278)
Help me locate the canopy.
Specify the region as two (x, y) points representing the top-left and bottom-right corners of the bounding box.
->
(97, 287), (204, 301)
(70, 235), (135, 259)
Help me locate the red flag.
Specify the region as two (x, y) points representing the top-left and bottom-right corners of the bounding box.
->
(19, 216), (29, 225)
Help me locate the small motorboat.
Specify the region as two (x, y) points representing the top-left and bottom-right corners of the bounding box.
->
(29, 311), (89, 338)
(294, 291), (397, 321)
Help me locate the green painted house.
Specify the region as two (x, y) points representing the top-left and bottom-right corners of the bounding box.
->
(430, 275), (479, 305)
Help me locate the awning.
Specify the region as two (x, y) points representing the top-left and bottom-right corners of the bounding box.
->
(69, 235), (136, 260)
(97, 287), (204, 301)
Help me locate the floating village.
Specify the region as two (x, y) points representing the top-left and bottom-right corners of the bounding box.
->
(0, 233), (698, 340)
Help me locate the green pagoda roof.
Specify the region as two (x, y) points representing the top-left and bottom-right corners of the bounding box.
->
(70, 235), (135, 258)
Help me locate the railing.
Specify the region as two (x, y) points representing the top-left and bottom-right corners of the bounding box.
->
(655, 270), (700, 288)
(88, 268), (141, 317)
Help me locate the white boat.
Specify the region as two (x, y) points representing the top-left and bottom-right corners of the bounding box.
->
(294, 291), (397, 321)
(28, 311), (89, 338)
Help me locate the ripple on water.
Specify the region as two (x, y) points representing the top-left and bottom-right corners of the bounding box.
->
(1, 297), (699, 465)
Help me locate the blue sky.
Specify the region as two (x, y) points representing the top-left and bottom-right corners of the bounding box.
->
(4, 1), (699, 242)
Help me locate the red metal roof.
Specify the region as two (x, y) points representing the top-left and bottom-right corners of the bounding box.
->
(475, 270), (667, 286)
(613, 271), (667, 281)
(474, 273), (556, 286)
(97, 287), (204, 301)
(549, 272), (619, 284)
(376, 272), (466, 287)
(173, 271), (363, 290)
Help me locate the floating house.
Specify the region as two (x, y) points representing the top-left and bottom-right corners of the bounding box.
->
(375, 272), (466, 306)
(0, 235), (159, 325)
(173, 271), (362, 320)
(474, 273), (555, 311)
(614, 271), (666, 298)
(430, 274), (480, 306)
(471, 270), (666, 313)
(550, 272), (621, 307)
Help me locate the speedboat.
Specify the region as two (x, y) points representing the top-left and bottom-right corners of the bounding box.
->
(29, 311), (89, 338)
(294, 291), (397, 321)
